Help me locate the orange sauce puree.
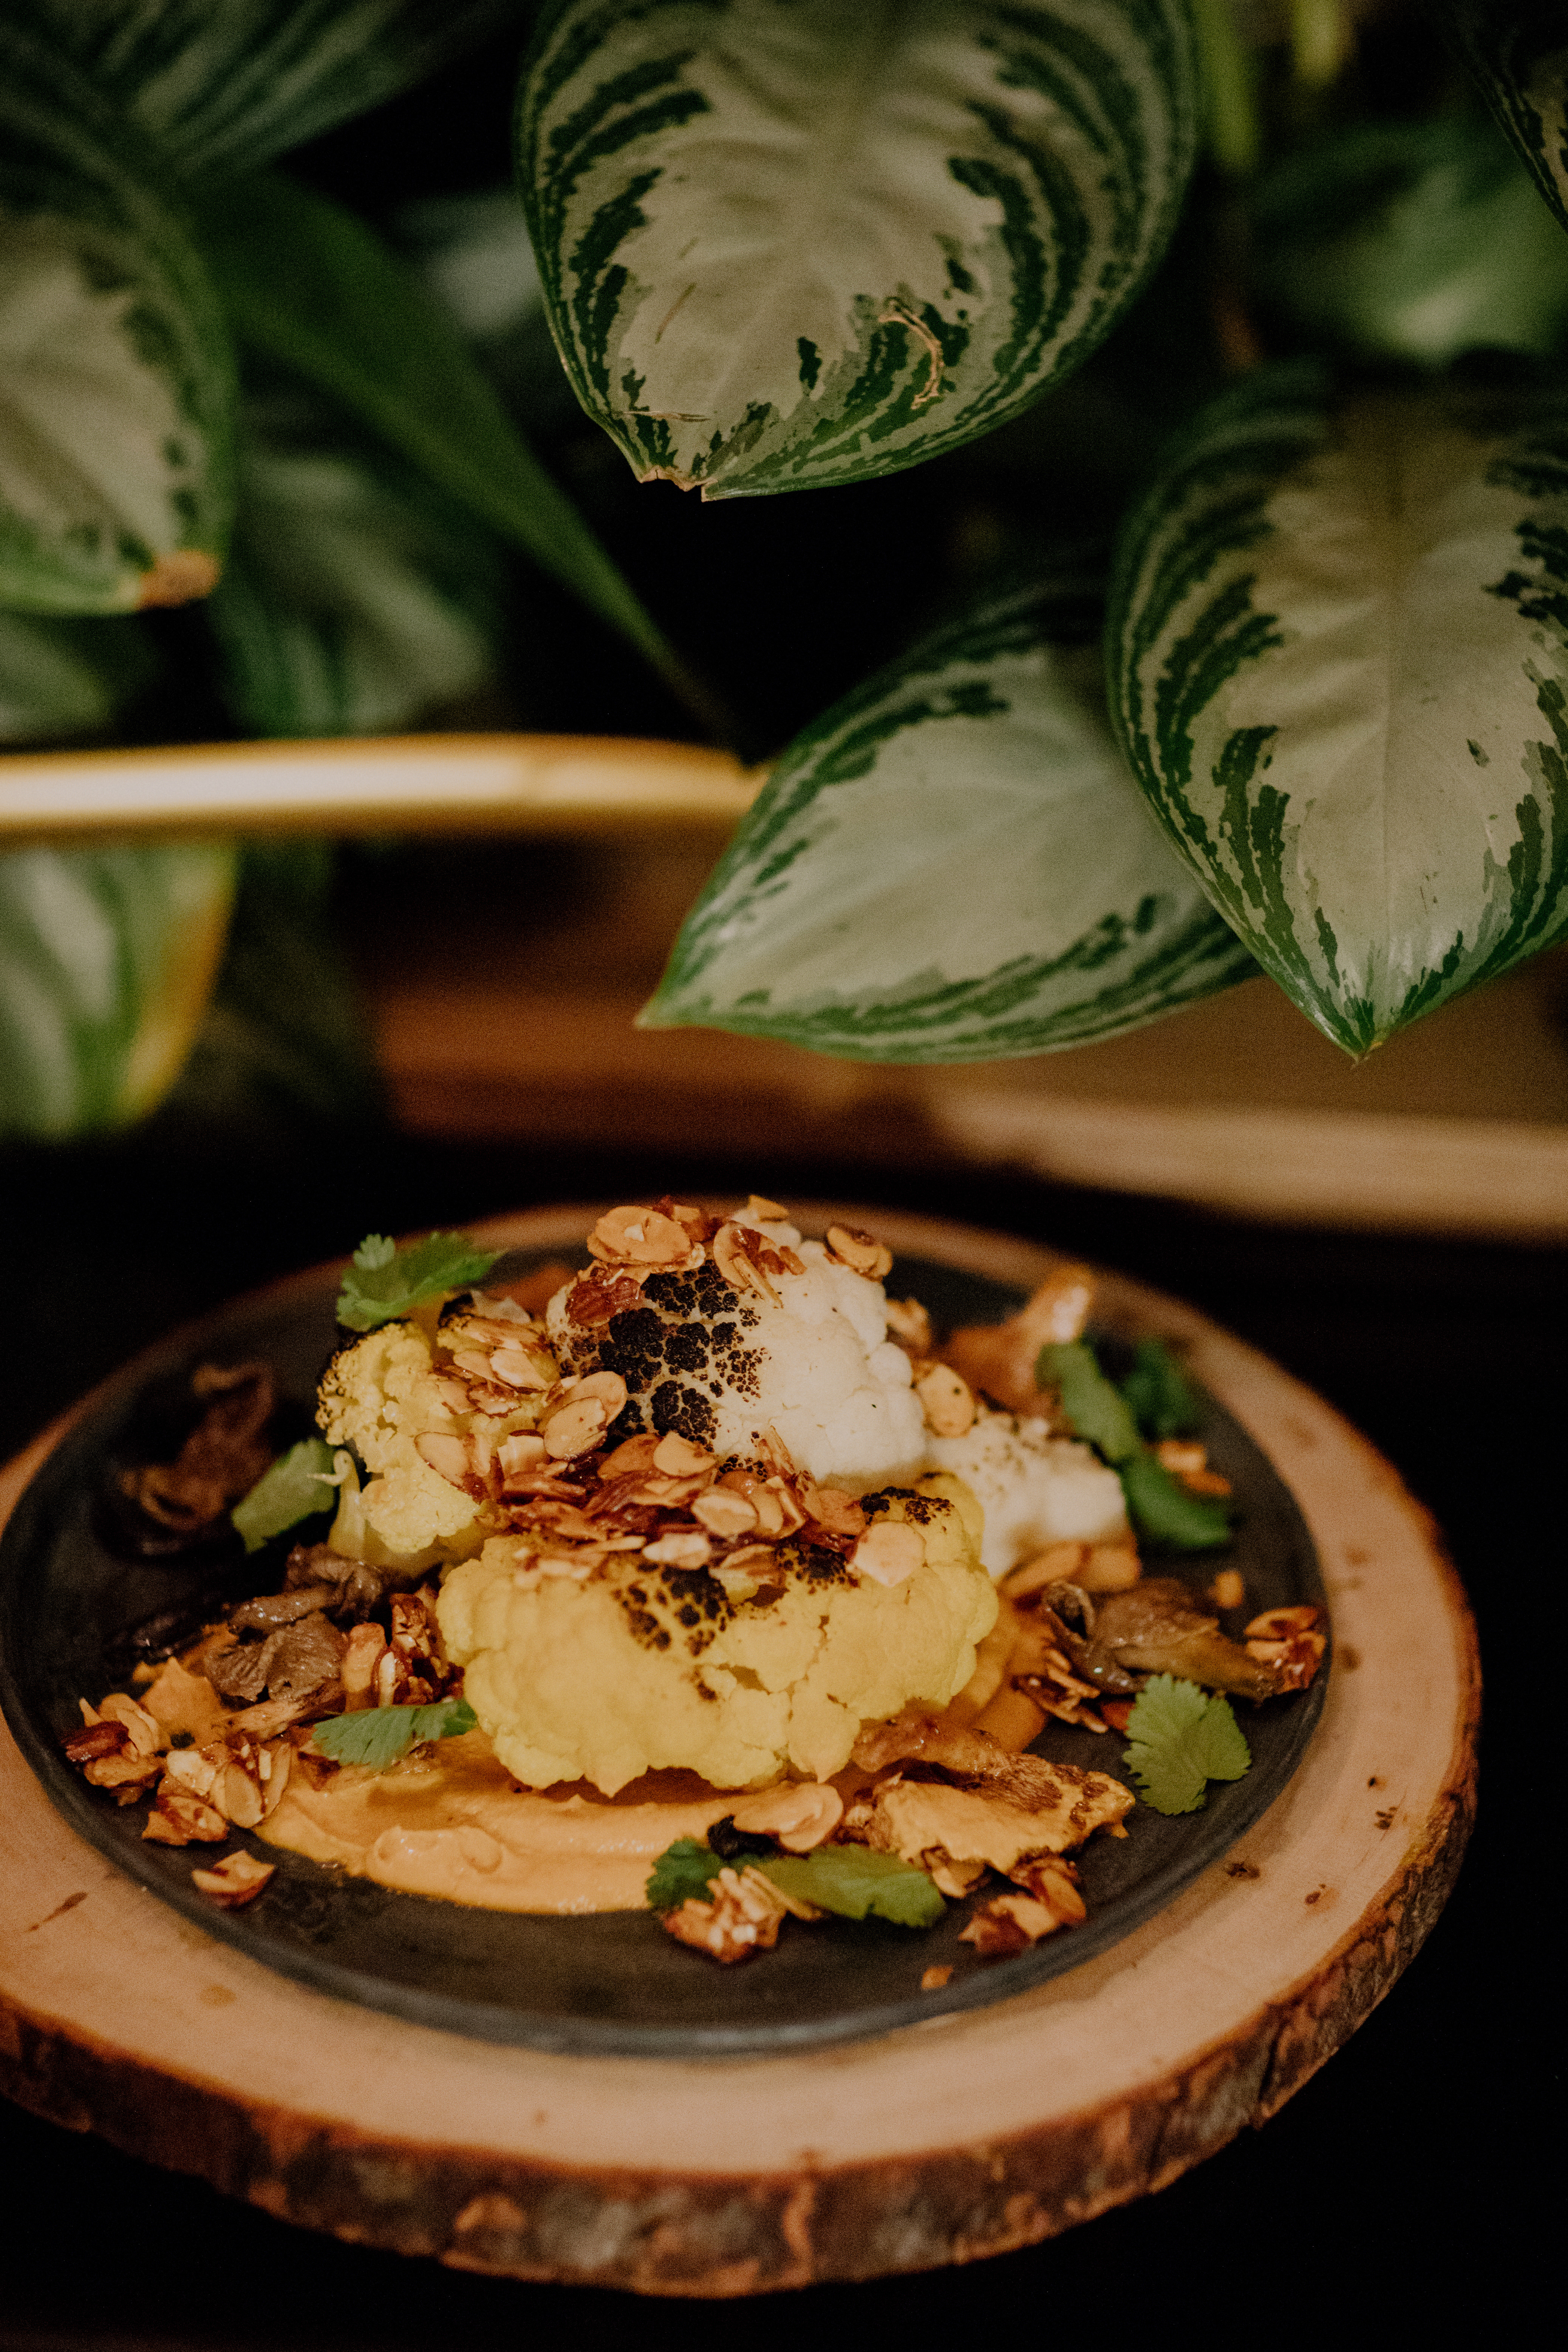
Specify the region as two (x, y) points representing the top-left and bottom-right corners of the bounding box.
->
(258, 1732), (740, 1912)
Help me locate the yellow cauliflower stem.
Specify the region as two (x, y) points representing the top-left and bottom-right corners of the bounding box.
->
(438, 1476), (997, 1795)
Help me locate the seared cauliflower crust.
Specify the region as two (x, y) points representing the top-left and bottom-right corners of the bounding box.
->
(439, 1477), (997, 1793)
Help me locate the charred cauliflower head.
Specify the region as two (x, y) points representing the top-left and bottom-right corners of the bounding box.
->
(438, 1475), (996, 1793)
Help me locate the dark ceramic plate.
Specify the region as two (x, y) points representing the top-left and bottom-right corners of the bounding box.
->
(0, 1245), (1326, 2058)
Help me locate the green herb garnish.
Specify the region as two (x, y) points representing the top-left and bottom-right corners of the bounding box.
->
(1122, 1675), (1251, 1814)
(1117, 1450), (1232, 1549)
(336, 1231), (501, 1332)
(311, 1697), (476, 1770)
(231, 1437), (336, 1553)
(1037, 1338), (1231, 1550)
(1036, 1341), (1141, 1463)
(644, 1838), (945, 1927)
(1120, 1338), (1202, 1440)
(758, 1846), (945, 1927)
(646, 1837), (725, 1911)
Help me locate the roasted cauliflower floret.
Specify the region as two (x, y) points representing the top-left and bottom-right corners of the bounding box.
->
(314, 1321), (500, 1572)
(438, 1476), (997, 1794)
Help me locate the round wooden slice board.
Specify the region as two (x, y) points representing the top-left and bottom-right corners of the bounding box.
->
(0, 1207), (1478, 2296)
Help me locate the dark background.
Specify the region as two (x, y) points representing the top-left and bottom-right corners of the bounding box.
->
(0, 1138), (1556, 2344)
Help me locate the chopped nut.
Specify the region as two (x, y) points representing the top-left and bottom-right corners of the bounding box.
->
(191, 1850), (276, 1907)
(220, 1755), (266, 1829)
(922, 1848), (988, 1898)
(341, 1623), (382, 1715)
(920, 1964), (954, 1992)
(651, 1430), (715, 1478)
(1002, 1542), (1090, 1601)
(1010, 1855), (1087, 1923)
(1244, 1604), (1325, 1690)
(143, 1783), (228, 1845)
(63, 1719), (130, 1765)
(642, 1530), (712, 1569)
(660, 1865), (790, 1962)
(162, 1745), (222, 1803)
(692, 1488), (758, 1538)
(915, 1360), (976, 1438)
(884, 1296), (933, 1354)
(84, 1746), (164, 1790)
(740, 1194), (789, 1223)
(97, 1692), (165, 1755)
(1077, 1543), (1141, 1594)
(959, 1892), (1060, 1953)
(729, 1780), (843, 1852)
(416, 1430), (487, 1490)
(823, 1223), (893, 1281)
(712, 1219), (775, 1301)
(1155, 1438), (1232, 1497)
(566, 1270), (643, 1325)
(587, 1205), (695, 1269)
(799, 1484), (866, 1540)
(541, 1395), (612, 1459)
(1208, 1568), (1246, 1611)
(852, 1520), (925, 1587)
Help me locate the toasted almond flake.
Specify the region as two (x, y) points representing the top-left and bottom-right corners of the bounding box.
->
(541, 1397), (610, 1459)
(1001, 1542), (1089, 1601)
(191, 1851), (275, 1907)
(884, 1296), (933, 1353)
(643, 1530), (713, 1569)
(651, 1431), (715, 1478)
(692, 1488), (758, 1538)
(496, 1431), (548, 1479)
(921, 1964), (954, 1991)
(1208, 1568), (1246, 1611)
(800, 1485), (866, 1540)
(959, 1891), (1059, 1952)
(741, 1194), (789, 1222)
(416, 1431), (485, 1489)
(588, 1205), (693, 1268)
(1078, 1544), (1141, 1594)
(852, 1520), (925, 1587)
(712, 1219), (772, 1299)
(824, 1224), (892, 1281)
(97, 1692), (164, 1756)
(488, 1344), (551, 1391)
(915, 1361), (976, 1438)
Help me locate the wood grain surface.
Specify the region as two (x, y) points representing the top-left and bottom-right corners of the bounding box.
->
(0, 1208), (1480, 2295)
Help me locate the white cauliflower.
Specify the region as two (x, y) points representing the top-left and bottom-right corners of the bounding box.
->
(545, 1215), (926, 1493)
(925, 1402), (1129, 1577)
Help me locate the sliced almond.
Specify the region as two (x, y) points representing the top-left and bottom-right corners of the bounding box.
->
(416, 1431), (486, 1490)
(851, 1520), (925, 1587)
(191, 1851), (275, 1907)
(487, 1343), (552, 1391)
(541, 1396), (611, 1459)
(97, 1693), (165, 1755)
(915, 1361), (976, 1438)
(587, 1205), (694, 1268)
(496, 1431), (549, 1480)
(800, 1485), (866, 1540)
(642, 1530), (713, 1570)
(692, 1488), (758, 1538)
(824, 1224), (892, 1281)
(651, 1430), (715, 1477)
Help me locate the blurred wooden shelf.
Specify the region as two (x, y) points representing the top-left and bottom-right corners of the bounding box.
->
(352, 841), (1568, 1244)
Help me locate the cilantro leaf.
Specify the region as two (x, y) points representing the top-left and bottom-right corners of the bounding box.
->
(758, 1847), (945, 1928)
(336, 1230), (501, 1331)
(1118, 1450), (1232, 1550)
(646, 1838), (724, 1911)
(311, 1697), (476, 1770)
(1123, 1675), (1252, 1814)
(1036, 1342), (1141, 1464)
(231, 1437), (336, 1554)
(1120, 1339), (1202, 1440)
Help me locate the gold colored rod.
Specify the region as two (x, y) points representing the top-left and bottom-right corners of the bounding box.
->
(0, 733), (763, 846)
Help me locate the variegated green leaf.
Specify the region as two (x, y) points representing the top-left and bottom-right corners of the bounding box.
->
(192, 172), (716, 728)
(0, 611), (157, 743)
(642, 572), (1254, 1061)
(1107, 363), (1568, 1057)
(1447, 0), (1568, 236)
(15, 1), (534, 181)
(207, 383), (506, 738)
(0, 22), (234, 614)
(520, 0), (1197, 498)
(0, 843), (235, 1138)
(1251, 111), (1568, 365)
